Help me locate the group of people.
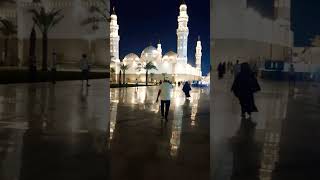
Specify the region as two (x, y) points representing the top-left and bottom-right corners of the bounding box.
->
(156, 79), (192, 122)
(217, 60), (242, 79)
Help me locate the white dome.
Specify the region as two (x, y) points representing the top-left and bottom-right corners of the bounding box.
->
(141, 46), (158, 56)
(141, 46), (159, 62)
(163, 51), (177, 63)
(123, 53), (140, 62)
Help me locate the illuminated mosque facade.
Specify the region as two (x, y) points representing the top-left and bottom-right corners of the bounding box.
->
(110, 0), (203, 83)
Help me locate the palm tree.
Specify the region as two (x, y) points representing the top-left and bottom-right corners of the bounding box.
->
(137, 62), (158, 86)
(82, 0), (110, 30)
(0, 18), (17, 65)
(29, 7), (64, 71)
(110, 67), (115, 82)
(120, 64), (129, 85)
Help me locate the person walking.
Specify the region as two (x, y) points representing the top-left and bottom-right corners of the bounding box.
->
(222, 62), (226, 75)
(230, 62), (234, 75)
(217, 63), (224, 79)
(135, 78), (139, 90)
(231, 63), (261, 119)
(234, 60), (241, 78)
(182, 81), (192, 98)
(156, 77), (173, 122)
(80, 54), (90, 87)
(288, 64), (296, 87)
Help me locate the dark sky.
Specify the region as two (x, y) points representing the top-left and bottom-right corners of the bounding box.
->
(112, 0), (210, 75)
(247, 0), (320, 47)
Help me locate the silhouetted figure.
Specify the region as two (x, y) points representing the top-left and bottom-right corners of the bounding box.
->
(217, 63), (224, 79)
(80, 54), (90, 87)
(178, 81), (181, 87)
(231, 63), (261, 118)
(222, 62), (226, 75)
(288, 64), (296, 87)
(156, 78), (173, 122)
(251, 62), (258, 78)
(182, 81), (192, 98)
(234, 60), (241, 78)
(135, 78), (139, 90)
(230, 62), (234, 74)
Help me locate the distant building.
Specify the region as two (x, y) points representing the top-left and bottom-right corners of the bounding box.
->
(110, 1), (203, 83)
(211, 0), (294, 69)
(0, 0), (109, 67)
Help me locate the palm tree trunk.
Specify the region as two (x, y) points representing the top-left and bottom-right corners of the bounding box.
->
(119, 70), (122, 85)
(123, 70), (125, 85)
(4, 37), (8, 65)
(42, 32), (48, 71)
(146, 70), (148, 86)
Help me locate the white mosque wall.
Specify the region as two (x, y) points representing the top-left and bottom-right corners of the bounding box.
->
(211, 0), (293, 69)
(212, 39), (289, 69)
(0, 5), (18, 66)
(123, 74), (201, 84)
(212, 0), (293, 46)
(16, 0), (109, 66)
(292, 47), (320, 73)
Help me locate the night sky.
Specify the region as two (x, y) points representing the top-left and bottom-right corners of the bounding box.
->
(248, 0), (320, 47)
(112, 0), (210, 75)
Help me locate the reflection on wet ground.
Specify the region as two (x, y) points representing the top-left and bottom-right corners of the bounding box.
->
(110, 86), (210, 180)
(0, 80), (109, 180)
(211, 74), (320, 180)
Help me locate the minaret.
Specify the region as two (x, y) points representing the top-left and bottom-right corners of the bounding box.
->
(177, 0), (189, 64)
(157, 40), (162, 56)
(195, 36), (202, 71)
(274, 0), (291, 23)
(274, 0), (292, 48)
(110, 7), (120, 63)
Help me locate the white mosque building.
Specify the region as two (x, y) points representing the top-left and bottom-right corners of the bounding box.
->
(211, 0), (294, 69)
(110, 1), (203, 83)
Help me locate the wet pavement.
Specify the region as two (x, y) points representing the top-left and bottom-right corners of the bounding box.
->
(110, 85), (210, 180)
(0, 80), (109, 180)
(211, 74), (320, 180)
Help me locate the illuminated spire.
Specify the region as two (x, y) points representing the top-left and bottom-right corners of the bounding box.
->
(111, 6), (116, 15)
(177, 0), (189, 64)
(180, 0), (186, 5)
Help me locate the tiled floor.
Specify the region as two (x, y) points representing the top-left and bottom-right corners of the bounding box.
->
(211, 74), (320, 180)
(110, 85), (210, 180)
(0, 80), (109, 180)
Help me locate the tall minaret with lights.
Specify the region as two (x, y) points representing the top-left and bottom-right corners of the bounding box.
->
(177, 0), (189, 64)
(195, 36), (202, 75)
(274, 0), (291, 23)
(110, 7), (120, 63)
(157, 40), (162, 56)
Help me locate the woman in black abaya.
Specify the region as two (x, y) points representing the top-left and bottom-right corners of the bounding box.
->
(231, 63), (261, 118)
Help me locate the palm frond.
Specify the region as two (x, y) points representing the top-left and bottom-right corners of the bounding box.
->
(81, 16), (105, 26)
(0, 18), (17, 36)
(29, 7), (64, 33)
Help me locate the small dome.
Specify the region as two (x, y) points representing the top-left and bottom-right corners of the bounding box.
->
(163, 51), (177, 63)
(141, 46), (159, 62)
(164, 51), (177, 58)
(141, 46), (158, 56)
(123, 53), (139, 62)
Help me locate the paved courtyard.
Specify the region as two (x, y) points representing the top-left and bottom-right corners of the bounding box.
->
(110, 85), (210, 180)
(0, 80), (109, 180)
(211, 74), (320, 180)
